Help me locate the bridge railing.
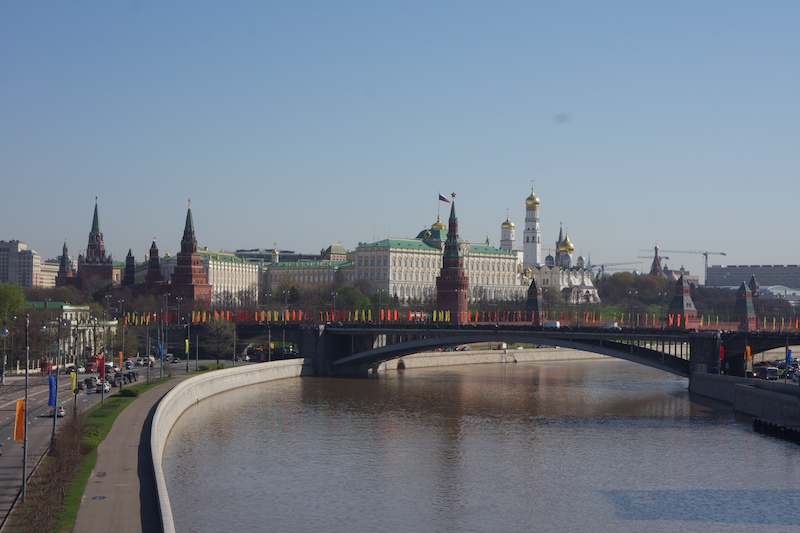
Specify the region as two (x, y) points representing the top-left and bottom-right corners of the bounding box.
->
(116, 308), (800, 334)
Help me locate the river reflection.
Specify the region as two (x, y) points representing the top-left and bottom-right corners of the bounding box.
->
(163, 359), (800, 532)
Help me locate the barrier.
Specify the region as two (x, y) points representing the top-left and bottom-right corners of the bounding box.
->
(151, 360), (309, 533)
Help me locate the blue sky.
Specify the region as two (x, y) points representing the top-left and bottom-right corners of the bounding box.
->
(2, 1), (799, 283)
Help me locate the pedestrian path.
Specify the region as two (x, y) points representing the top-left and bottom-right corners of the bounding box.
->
(72, 376), (187, 533)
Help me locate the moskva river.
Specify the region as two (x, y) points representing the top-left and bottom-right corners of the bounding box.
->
(163, 358), (800, 532)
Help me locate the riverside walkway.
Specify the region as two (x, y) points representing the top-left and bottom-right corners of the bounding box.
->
(72, 376), (188, 533)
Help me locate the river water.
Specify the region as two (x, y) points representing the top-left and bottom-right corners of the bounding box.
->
(163, 358), (800, 532)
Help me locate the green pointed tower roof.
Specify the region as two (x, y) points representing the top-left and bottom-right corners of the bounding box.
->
(90, 196), (101, 236)
(182, 199), (196, 245)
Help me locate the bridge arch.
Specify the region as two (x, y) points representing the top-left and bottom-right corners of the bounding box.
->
(326, 328), (694, 378)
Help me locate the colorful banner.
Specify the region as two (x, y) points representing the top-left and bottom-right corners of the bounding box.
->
(48, 376), (56, 407)
(14, 399), (25, 442)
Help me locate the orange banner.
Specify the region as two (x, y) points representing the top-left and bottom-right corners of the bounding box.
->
(14, 399), (25, 442)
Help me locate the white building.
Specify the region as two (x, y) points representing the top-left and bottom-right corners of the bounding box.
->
(354, 217), (524, 304)
(0, 240), (43, 287)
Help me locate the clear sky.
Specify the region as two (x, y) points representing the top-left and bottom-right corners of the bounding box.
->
(2, 1), (799, 283)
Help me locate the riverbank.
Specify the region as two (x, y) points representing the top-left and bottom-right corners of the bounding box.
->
(383, 346), (609, 370)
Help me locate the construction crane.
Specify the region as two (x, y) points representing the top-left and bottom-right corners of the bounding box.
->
(590, 262), (641, 277)
(655, 250), (726, 285)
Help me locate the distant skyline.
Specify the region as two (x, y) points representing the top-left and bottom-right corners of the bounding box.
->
(3, 2), (800, 283)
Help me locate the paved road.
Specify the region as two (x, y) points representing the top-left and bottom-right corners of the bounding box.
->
(0, 370), (115, 528)
(0, 357), (251, 532)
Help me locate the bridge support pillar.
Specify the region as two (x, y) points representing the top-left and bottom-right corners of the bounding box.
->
(689, 331), (722, 376)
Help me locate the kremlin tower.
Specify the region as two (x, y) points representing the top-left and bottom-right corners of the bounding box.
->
(169, 200), (212, 305)
(435, 194), (469, 324)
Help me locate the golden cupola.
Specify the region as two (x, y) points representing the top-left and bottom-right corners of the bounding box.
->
(558, 233), (575, 253)
(525, 188), (540, 209)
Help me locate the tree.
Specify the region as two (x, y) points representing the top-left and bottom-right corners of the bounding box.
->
(205, 319), (235, 364)
(0, 283), (26, 320)
(112, 321), (140, 360)
(335, 285), (372, 311)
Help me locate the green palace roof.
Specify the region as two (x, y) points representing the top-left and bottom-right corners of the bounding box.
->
(358, 237), (513, 256)
(268, 260), (352, 269)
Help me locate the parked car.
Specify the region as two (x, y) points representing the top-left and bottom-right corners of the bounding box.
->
(169, 356), (181, 364)
(96, 381), (111, 393)
(48, 406), (66, 418)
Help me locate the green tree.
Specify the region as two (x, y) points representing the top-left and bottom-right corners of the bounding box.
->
(335, 285), (372, 311)
(0, 283), (26, 320)
(205, 319), (235, 363)
(111, 321), (140, 360)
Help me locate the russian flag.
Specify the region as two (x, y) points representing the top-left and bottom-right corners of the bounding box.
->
(438, 194), (450, 203)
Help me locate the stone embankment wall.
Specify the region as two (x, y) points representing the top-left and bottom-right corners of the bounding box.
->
(151, 348), (608, 531)
(152, 359), (309, 533)
(689, 373), (800, 420)
(382, 347), (607, 370)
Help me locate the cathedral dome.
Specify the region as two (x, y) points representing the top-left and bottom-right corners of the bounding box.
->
(558, 233), (574, 253)
(431, 215), (447, 230)
(525, 191), (540, 208)
(501, 218), (514, 229)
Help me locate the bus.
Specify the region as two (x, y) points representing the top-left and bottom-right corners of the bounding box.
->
(85, 355), (103, 373)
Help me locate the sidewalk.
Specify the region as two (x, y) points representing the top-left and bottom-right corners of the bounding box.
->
(73, 376), (187, 533)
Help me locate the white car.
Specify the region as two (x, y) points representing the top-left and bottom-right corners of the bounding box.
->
(95, 381), (111, 393)
(48, 406), (66, 418)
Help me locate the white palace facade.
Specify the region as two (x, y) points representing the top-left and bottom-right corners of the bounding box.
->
(263, 185), (600, 305)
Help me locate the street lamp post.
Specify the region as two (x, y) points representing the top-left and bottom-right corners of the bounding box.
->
(72, 327), (79, 416)
(282, 290), (288, 354)
(0, 319), (8, 386)
(23, 314), (30, 502)
(628, 290), (638, 329)
(184, 309), (190, 373)
(51, 319), (66, 446)
(162, 292), (170, 379)
(119, 299), (125, 372)
(332, 292), (338, 320)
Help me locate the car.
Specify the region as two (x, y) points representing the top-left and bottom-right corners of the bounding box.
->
(169, 356), (180, 364)
(96, 381), (111, 393)
(48, 406), (66, 418)
(123, 361), (134, 370)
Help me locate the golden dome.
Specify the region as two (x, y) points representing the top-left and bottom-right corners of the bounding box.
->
(558, 233), (575, 253)
(501, 218), (514, 229)
(525, 191), (540, 208)
(431, 215), (446, 230)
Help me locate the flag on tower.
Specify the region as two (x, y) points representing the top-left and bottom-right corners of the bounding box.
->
(438, 194), (450, 203)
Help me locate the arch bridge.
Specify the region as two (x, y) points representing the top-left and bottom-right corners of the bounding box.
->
(234, 323), (800, 379)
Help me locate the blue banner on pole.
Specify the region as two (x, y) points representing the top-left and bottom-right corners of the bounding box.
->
(787, 348), (792, 366)
(48, 375), (56, 407)
(157, 343), (163, 360)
